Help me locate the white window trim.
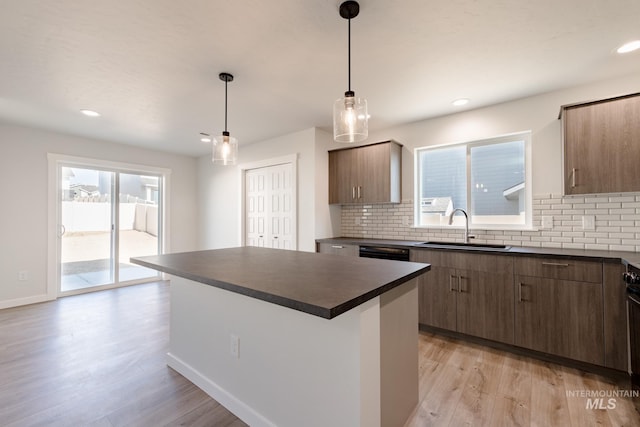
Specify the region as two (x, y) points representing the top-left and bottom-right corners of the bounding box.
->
(413, 131), (533, 231)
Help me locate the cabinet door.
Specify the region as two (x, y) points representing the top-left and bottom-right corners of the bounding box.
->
(358, 143), (390, 203)
(515, 276), (604, 365)
(603, 263), (628, 371)
(411, 250), (456, 330)
(455, 253), (514, 344)
(417, 265), (457, 330)
(456, 269), (515, 344)
(328, 149), (356, 204)
(563, 94), (640, 195)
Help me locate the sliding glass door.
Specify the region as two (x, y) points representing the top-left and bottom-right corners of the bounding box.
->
(117, 173), (161, 282)
(58, 164), (162, 294)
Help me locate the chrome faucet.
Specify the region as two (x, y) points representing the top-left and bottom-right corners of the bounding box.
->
(448, 208), (474, 243)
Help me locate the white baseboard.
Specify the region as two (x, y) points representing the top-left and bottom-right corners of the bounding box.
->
(0, 293), (53, 310)
(166, 352), (275, 427)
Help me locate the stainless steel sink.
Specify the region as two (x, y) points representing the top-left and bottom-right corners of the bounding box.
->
(413, 241), (511, 251)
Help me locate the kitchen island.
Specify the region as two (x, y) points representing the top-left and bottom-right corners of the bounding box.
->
(131, 247), (430, 427)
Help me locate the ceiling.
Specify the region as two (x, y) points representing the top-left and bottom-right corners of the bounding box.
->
(1, 0), (639, 157)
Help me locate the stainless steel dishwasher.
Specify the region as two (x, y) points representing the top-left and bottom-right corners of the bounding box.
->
(359, 245), (410, 261)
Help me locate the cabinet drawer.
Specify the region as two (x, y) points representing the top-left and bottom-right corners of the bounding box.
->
(514, 257), (602, 283)
(316, 242), (359, 257)
(411, 249), (512, 274)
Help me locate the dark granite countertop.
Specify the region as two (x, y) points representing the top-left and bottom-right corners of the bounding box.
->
(131, 247), (430, 319)
(316, 237), (640, 268)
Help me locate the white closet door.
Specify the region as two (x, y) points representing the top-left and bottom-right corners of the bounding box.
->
(269, 164), (294, 249)
(245, 163), (295, 250)
(246, 169), (267, 247)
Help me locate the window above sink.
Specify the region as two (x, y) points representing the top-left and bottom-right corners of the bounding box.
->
(414, 131), (533, 230)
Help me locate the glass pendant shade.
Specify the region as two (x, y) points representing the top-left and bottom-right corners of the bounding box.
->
(333, 91), (368, 143)
(212, 131), (238, 166)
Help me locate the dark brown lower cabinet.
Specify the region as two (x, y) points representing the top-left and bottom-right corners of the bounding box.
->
(515, 276), (604, 365)
(411, 250), (514, 344)
(415, 262), (457, 331)
(457, 267), (514, 344)
(410, 249), (625, 369)
(513, 256), (605, 365)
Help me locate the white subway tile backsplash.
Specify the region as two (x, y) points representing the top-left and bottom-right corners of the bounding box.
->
(609, 196), (636, 203)
(597, 202), (622, 209)
(340, 193), (640, 253)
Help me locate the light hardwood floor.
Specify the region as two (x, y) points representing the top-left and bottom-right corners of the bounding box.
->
(0, 281), (246, 427)
(407, 332), (640, 427)
(1, 281), (639, 426)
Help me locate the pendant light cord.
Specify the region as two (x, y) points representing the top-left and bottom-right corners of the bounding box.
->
(347, 17), (351, 92)
(224, 79), (228, 133)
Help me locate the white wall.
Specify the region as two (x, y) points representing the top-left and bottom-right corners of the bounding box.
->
(197, 127), (342, 252)
(365, 72), (640, 199)
(0, 122), (198, 307)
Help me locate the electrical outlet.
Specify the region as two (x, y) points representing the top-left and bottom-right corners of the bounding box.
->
(18, 270), (29, 281)
(230, 334), (240, 359)
(582, 215), (596, 231)
(541, 216), (553, 229)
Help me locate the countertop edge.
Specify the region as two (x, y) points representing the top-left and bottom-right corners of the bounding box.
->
(316, 237), (640, 268)
(131, 255), (431, 320)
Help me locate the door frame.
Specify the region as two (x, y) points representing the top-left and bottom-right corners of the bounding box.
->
(239, 154), (298, 250)
(47, 153), (172, 300)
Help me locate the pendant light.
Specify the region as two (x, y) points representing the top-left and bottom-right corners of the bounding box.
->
(212, 72), (238, 165)
(333, 0), (368, 143)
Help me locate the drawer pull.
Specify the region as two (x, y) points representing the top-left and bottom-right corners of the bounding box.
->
(541, 262), (570, 267)
(331, 245), (344, 249)
(352, 187), (356, 199)
(458, 276), (465, 293)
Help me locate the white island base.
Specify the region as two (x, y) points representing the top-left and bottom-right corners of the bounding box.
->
(167, 276), (418, 427)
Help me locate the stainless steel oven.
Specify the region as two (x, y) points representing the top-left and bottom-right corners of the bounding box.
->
(624, 264), (640, 388)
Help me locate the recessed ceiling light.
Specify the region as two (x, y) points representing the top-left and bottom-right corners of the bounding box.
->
(617, 40), (640, 54)
(80, 109), (101, 117)
(452, 98), (469, 106)
(200, 132), (212, 143)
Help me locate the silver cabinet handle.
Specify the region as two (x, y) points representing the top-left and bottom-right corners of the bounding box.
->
(518, 282), (523, 302)
(571, 168), (577, 188)
(458, 276), (465, 293)
(449, 275), (458, 292)
(352, 186), (356, 199)
(331, 245), (344, 249)
(357, 186), (362, 199)
(541, 262), (569, 267)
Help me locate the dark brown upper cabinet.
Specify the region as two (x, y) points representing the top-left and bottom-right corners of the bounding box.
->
(560, 92), (640, 195)
(328, 140), (402, 204)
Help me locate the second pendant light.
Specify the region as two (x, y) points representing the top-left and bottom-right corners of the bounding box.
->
(333, 0), (368, 143)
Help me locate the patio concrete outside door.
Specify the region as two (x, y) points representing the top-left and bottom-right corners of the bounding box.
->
(58, 165), (162, 294)
(245, 163), (294, 249)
